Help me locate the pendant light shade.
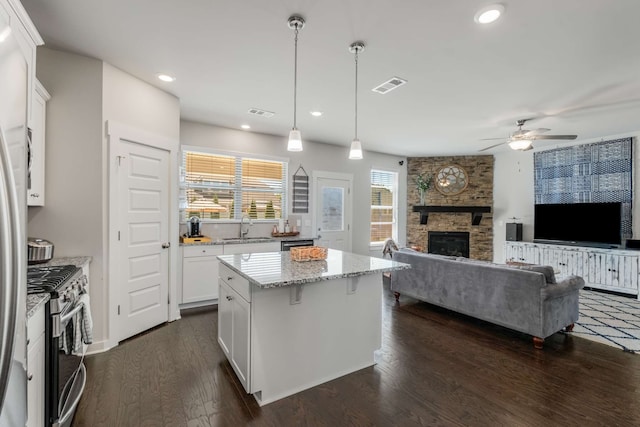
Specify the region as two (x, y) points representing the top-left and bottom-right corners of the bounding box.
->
(287, 15), (305, 152)
(288, 129), (302, 151)
(349, 139), (363, 159)
(348, 41), (365, 159)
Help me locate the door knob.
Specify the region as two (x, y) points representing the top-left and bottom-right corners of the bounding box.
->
(162, 242), (171, 249)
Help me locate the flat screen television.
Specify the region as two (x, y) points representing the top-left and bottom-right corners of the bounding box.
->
(534, 202), (622, 248)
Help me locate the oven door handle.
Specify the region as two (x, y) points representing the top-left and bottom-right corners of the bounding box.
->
(59, 304), (83, 328)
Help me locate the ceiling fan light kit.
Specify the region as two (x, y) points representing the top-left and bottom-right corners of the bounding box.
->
(480, 118), (578, 152)
(508, 139), (533, 151)
(287, 15), (305, 152)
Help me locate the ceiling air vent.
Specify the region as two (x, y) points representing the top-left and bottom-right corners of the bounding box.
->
(372, 77), (407, 94)
(248, 108), (275, 118)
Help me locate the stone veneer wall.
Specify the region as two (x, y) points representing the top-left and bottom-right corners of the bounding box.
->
(407, 156), (494, 260)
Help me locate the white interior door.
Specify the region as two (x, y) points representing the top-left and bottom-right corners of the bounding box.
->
(115, 139), (170, 342)
(313, 172), (353, 251)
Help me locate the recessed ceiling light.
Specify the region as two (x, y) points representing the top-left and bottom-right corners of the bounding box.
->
(474, 4), (505, 24)
(157, 73), (176, 82)
(241, 124), (251, 130)
(310, 111), (323, 117)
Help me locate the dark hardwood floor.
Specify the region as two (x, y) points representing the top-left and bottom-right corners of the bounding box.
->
(73, 284), (640, 427)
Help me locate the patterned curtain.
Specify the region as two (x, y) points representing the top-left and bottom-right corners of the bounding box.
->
(533, 138), (633, 238)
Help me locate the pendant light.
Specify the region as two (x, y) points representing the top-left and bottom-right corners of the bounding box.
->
(287, 15), (305, 152)
(348, 41), (365, 160)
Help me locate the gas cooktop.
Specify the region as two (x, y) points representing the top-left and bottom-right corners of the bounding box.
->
(27, 264), (81, 294)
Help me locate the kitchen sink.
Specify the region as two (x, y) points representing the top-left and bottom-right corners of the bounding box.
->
(221, 237), (273, 243)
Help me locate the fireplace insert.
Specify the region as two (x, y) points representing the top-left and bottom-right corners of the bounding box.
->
(428, 231), (469, 258)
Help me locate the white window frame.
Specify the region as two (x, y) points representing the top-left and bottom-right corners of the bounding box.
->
(180, 145), (289, 223)
(370, 169), (398, 248)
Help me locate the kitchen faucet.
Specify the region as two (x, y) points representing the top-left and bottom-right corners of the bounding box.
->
(240, 214), (252, 238)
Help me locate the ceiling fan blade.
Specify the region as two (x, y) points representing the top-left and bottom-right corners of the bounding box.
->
(479, 137), (506, 141)
(524, 128), (550, 136)
(478, 142), (506, 152)
(532, 135), (577, 140)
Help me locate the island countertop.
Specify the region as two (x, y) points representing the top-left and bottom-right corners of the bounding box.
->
(216, 248), (410, 288)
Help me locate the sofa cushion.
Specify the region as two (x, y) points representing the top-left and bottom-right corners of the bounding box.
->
(511, 264), (557, 284)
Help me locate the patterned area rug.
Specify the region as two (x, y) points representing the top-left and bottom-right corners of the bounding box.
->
(572, 289), (640, 354)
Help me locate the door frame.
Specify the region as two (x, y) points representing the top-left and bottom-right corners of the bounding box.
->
(106, 120), (180, 350)
(311, 171), (354, 252)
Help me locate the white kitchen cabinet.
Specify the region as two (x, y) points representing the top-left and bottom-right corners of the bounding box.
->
(28, 79), (50, 206)
(218, 264), (251, 392)
(180, 241), (280, 307)
(27, 303), (45, 427)
(182, 245), (223, 304)
(505, 241), (640, 297)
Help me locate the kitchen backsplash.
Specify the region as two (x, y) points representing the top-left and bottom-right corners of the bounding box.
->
(179, 214), (314, 240)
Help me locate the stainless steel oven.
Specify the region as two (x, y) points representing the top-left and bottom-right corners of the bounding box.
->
(28, 265), (89, 427)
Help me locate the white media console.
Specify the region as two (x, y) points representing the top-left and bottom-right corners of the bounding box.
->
(504, 241), (639, 299)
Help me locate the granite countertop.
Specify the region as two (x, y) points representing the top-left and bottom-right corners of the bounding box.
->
(180, 235), (316, 246)
(36, 256), (92, 269)
(26, 256), (93, 319)
(27, 293), (49, 319)
(217, 248), (411, 288)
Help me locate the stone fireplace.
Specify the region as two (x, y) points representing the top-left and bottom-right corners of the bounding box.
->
(407, 156), (493, 261)
(428, 231), (469, 257)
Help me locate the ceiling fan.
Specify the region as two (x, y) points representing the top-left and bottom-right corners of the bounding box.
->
(479, 119), (578, 152)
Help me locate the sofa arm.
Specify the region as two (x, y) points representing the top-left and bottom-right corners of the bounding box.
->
(541, 276), (585, 301)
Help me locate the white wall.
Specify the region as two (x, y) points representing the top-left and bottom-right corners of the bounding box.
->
(28, 47), (106, 339)
(492, 133), (639, 262)
(29, 47), (180, 351)
(102, 63), (180, 140)
(180, 121), (407, 256)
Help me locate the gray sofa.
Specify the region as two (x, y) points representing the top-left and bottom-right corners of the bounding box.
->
(390, 248), (585, 348)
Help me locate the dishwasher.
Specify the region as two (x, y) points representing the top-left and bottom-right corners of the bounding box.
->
(281, 239), (315, 251)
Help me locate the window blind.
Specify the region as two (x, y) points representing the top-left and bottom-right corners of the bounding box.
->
(181, 149), (287, 221)
(370, 169), (397, 244)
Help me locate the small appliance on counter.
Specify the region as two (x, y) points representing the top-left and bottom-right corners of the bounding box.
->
(27, 237), (55, 264)
(180, 216), (211, 243)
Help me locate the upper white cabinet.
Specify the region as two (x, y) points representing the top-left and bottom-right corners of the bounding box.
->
(28, 79), (50, 206)
(505, 241), (640, 298)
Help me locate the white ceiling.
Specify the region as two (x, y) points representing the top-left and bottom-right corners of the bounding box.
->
(20, 0), (640, 157)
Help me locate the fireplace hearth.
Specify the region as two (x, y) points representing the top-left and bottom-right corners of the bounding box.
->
(428, 231), (470, 258)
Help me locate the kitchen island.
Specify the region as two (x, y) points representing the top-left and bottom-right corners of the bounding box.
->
(216, 248), (410, 406)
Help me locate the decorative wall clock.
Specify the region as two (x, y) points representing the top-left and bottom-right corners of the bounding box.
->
(435, 164), (468, 195)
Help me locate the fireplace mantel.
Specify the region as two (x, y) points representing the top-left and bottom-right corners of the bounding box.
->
(412, 205), (491, 225)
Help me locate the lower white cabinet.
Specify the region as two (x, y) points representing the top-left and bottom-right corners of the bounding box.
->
(181, 241), (280, 306)
(218, 265), (251, 392)
(505, 241), (640, 297)
(182, 245), (223, 304)
(27, 304), (45, 427)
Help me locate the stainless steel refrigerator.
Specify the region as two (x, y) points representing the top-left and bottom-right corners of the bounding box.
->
(0, 4), (29, 426)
